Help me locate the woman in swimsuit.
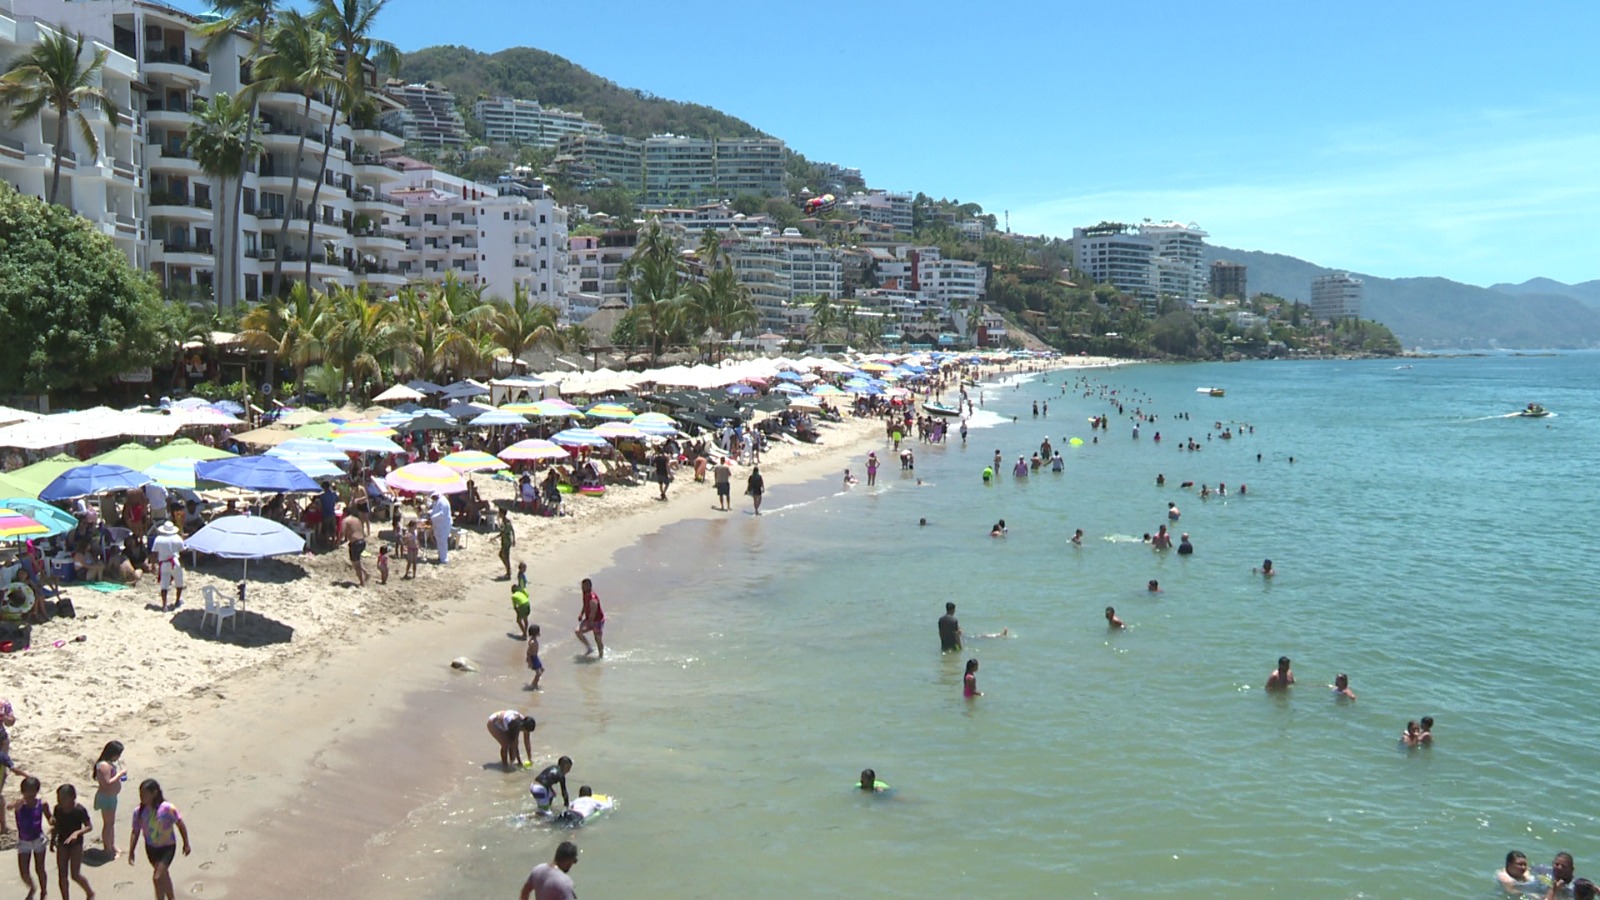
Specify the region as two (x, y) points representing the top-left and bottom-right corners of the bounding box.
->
(127, 779), (190, 900)
(963, 659), (982, 698)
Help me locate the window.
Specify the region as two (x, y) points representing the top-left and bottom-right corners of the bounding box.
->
(503, 212), (509, 221)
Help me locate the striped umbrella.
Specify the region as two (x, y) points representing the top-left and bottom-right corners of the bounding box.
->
(439, 450), (509, 472)
(330, 419), (396, 437)
(498, 402), (543, 415)
(143, 457), (201, 489)
(385, 462), (468, 495)
(811, 385), (846, 397)
(548, 427), (610, 448)
(291, 422), (339, 439)
(498, 439), (569, 462)
(275, 453), (347, 480)
(592, 421), (649, 440)
(630, 412), (680, 436)
(0, 507), (49, 541)
(331, 434), (405, 454)
(529, 399), (585, 418)
(0, 499), (76, 537)
(469, 410), (530, 427)
(584, 402), (636, 420)
(267, 439), (348, 461)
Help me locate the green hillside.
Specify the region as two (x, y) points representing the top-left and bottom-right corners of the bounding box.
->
(399, 45), (768, 141)
(1204, 246), (1600, 349)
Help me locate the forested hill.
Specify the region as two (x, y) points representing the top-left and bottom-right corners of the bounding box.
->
(399, 46), (768, 140)
(1204, 246), (1600, 349)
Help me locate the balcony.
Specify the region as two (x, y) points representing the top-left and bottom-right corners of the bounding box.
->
(349, 152), (400, 182)
(351, 228), (405, 253)
(0, 135), (24, 160)
(143, 48), (210, 84)
(144, 98), (193, 127)
(148, 191), (214, 222)
(147, 144), (199, 174)
(155, 239), (214, 266)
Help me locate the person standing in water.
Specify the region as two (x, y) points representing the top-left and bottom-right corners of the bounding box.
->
(1331, 673), (1356, 701)
(575, 578), (605, 657)
(963, 659), (982, 698)
(938, 602), (962, 652)
(1105, 607), (1125, 629)
(1266, 656), (1295, 690)
(746, 465), (765, 516)
(519, 840), (579, 900)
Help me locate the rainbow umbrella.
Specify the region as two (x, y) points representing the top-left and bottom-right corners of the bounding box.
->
(498, 439), (569, 462)
(629, 412), (680, 437)
(0, 498), (75, 537)
(384, 462), (468, 495)
(291, 422), (339, 439)
(584, 403), (636, 420)
(498, 402), (543, 415)
(330, 419), (396, 437)
(439, 450), (509, 472)
(811, 385), (846, 397)
(529, 399), (585, 418)
(0, 507), (49, 541)
(592, 421), (648, 440)
(548, 428), (609, 448)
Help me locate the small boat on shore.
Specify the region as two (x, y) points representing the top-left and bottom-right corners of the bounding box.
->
(924, 402), (962, 417)
(1517, 403), (1550, 418)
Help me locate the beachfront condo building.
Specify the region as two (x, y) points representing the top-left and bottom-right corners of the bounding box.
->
(566, 230), (638, 322)
(1072, 220), (1211, 310)
(473, 96), (602, 148)
(556, 132), (645, 195)
(909, 247), (987, 307)
(1311, 271), (1363, 321)
(5, 0), (411, 305)
(640, 135), (787, 208)
(725, 229), (843, 333)
(386, 160), (568, 313)
(0, 4), (145, 268)
(380, 81), (468, 150)
(1210, 259), (1248, 301)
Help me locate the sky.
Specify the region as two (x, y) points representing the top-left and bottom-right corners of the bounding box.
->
(180, 0), (1600, 286)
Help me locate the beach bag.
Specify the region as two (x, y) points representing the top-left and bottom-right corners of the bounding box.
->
(55, 597), (76, 619)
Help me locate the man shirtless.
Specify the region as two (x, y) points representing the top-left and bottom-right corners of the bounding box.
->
(341, 505), (369, 587)
(1266, 656), (1295, 690)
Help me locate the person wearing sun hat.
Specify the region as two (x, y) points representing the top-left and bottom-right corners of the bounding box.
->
(151, 520), (186, 611)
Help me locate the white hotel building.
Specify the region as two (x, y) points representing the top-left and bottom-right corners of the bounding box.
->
(4, 0), (410, 301)
(472, 96), (601, 149)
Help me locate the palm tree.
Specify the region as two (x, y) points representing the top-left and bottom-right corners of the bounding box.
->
(618, 220), (686, 364)
(236, 280), (325, 394)
(485, 285), (563, 365)
(250, 10), (338, 297)
(393, 275), (488, 382)
(185, 92), (260, 312)
(685, 264), (756, 363)
(803, 294), (837, 344)
(198, 0), (277, 309)
(0, 31), (119, 206)
(695, 227), (726, 270)
(321, 284), (396, 403)
(304, 0), (400, 288)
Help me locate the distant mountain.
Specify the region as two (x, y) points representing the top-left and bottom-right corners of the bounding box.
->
(1204, 246), (1600, 349)
(1489, 277), (1600, 309)
(399, 46), (768, 141)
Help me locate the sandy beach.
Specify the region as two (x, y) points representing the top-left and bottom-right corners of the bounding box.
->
(0, 357), (1123, 898)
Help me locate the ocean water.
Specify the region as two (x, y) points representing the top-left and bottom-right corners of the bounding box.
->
(356, 354), (1600, 899)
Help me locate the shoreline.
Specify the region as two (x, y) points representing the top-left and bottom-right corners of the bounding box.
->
(0, 357), (1121, 897)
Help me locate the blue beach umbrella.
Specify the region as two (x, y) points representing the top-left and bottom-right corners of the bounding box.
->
(725, 384), (757, 397)
(773, 382), (805, 395)
(331, 434), (405, 454)
(273, 453), (347, 481)
(38, 464), (150, 502)
(775, 371), (804, 382)
(195, 457), (320, 493)
(267, 439), (348, 461)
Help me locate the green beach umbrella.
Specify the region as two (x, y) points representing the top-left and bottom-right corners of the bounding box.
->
(149, 438), (237, 462)
(88, 442), (157, 470)
(7, 454), (83, 498)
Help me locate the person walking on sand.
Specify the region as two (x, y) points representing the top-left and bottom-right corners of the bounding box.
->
(575, 578), (605, 658)
(712, 458), (732, 511)
(519, 840), (579, 900)
(92, 740), (125, 858)
(497, 509), (516, 579)
(486, 710), (537, 769)
(512, 583), (532, 638)
(340, 504), (369, 587)
(127, 779), (189, 900)
(652, 449), (671, 501)
(52, 783), (94, 900)
(14, 775), (51, 898)
(151, 521), (185, 611)
(401, 521), (420, 579)
(746, 465), (765, 515)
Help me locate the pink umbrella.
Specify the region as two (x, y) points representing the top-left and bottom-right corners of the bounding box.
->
(384, 462), (468, 494)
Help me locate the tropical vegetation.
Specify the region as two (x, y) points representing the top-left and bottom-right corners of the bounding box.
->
(0, 31), (119, 206)
(612, 221), (760, 365)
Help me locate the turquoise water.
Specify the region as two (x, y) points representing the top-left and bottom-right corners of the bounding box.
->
(365, 354), (1600, 899)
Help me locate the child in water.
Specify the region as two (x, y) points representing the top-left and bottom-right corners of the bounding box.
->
(526, 625), (543, 690)
(963, 659), (982, 698)
(512, 584), (531, 638)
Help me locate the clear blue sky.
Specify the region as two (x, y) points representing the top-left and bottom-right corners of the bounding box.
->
(194, 0), (1600, 286)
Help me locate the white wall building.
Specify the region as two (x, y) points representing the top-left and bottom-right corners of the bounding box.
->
(1140, 220), (1208, 304)
(910, 246), (986, 307)
(387, 161), (567, 311)
(1311, 272), (1362, 321)
(565, 231), (636, 321)
(380, 81), (467, 150)
(472, 96), (601, 148)
(847, 190), (913, 235)
(0, 2), (145, 269)
(725, 229), (842, 332)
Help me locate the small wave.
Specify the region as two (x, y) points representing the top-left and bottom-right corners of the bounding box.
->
(1102, 534), (1144, 543)
(963, 410), (1012, 430)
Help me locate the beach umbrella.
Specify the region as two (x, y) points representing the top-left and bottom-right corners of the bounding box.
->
(773, 383), (805, 395)
(166, 406), (244, 428)
(498, 439), (569, 462)
(5, 455), (81, 499)
(498, 402), (542, 415)
(143, 458), (202, 489)
(385, 462), (468, 495)
(469, 410), (530, 427)
(273, 454), (346, 481)
(372, 384), (426, 404)
(267, 439), (348, 461)
(443, 401), (495, 420)
(0, 498), (75, 537)
(330, 419), (396, 437)
(584, 403), (636, 420)
(630, 412), (679, 436)
(548, 427), (609, 449)
(377, 411), (417, 428)
(775, 371), (803, 382)
(788, 397), (822, 411)
(725, 384), (757, 397)
(184, 514), (307, 608)
(0, 507), (50, 542)
(149, 438), (236, 462)
(592, 421), (649, 440)
(195, 457), (320, 493)
(439, 450), (509, 472)
(811, 385), (846, 397)
(331, 434), (405, 455)
(38, 464), (150, 501)
(405, 413), (462, 432)
(291, 421), (339, 439)
(529, 399), (584, 418)
(858, 361), (892, 372)
(88, 442), (158, 470)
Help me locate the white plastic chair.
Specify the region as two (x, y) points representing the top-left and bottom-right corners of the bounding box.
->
(200, 585), (236, 637)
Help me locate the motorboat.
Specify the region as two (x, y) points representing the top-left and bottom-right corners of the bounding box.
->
(924, 402), (962, 417)
(1195, 387), (1225, 396)
(1517, 403), (1550, 418)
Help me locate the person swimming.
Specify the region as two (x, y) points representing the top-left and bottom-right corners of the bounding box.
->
(1255, 559), (1275, 576)
(1147, 579), (1161, 593)
(1105, 606), (1125, 629)
(1331, 673), (1356, 701)
(858, 769), (887, 793)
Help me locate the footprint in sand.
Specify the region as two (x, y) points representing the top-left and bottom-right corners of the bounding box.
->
(199, 860), (214, 870)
